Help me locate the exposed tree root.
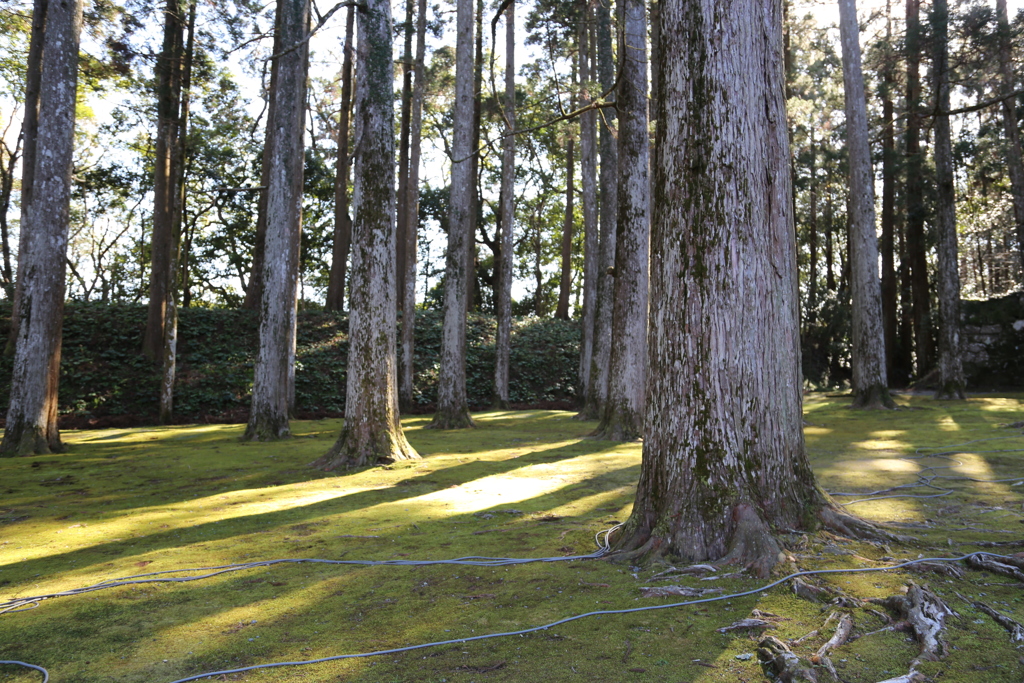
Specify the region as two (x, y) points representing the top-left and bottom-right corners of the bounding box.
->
(965, 552), (1024, 583)
(792, 576), (836, 603)
(427, 409), (475, 430)
(851, 383), (896, 410)
(817, 506), (909, 544)
(718, 503), (782, 578)
(757, 635), (818, 682)
(811, 612), (854, 680)
(871, 582), (954, 676)
(969, 600), (1024, 643)
(905, 561), (964, 579)
(716, 618), (774, 633)
(312, 425), (419, 471)
(934, 381), (966, 401)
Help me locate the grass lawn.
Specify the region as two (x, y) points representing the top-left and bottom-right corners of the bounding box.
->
(2, 393), (1024, 682)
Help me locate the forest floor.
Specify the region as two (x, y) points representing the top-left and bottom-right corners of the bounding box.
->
(2, 394), (1024, 683)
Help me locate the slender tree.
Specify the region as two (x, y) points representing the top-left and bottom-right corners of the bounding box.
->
(325, 5), (355, 312)
(493, 0), (515, 409)
(1, 0), (83, 456)
(430, 0), (475, 429)
(879, 1), (899, 384)
(577, 14), (598, 405)
(838, 0), (893, 408)
(314, 0), (419, 469)
(555, 134), (575, 320)
(613, 0), (884, 574)
(932, 0), (964, 399)
(244, 0), (309, 441)
(996, 0), (1024, 273)
(395, 0), (415, 314)
(592, 0), (649, 440)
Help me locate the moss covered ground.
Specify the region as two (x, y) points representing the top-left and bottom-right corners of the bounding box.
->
(2, 394), (1024, 682)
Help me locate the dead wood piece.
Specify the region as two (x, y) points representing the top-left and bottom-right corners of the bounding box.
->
(971, 600), (1024, 643)
(812, 612), (854, 663)
(789, 628), (819, 646)
(874, 673), (926, 683)
(966, 553), (1024, 583)
(905, 584), (954, 663)
(971, 539), (1024, 548)
(756, 635), (818, 682)
(649, 564), (716, 581)
(792, 576), (835, 603)
(716, 618), (775, 633)
(905, 560), (964, 579)
(751, 608), (789, 621)
(638, 585), (723, 598)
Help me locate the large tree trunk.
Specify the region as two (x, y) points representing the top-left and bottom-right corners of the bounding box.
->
(493, 0), (515, 410)
(395, 0), (415, 314)
(996, 0), (1024, 275)
(838, 0), (893, 409)
(325, 5), (355, 312)
(244, 0), (309, 441)
(578, 0), (617, 421)
(399, 0), (427, 413)
(613, 0), (866, 576)
(932, 0), (964, 400)
(577, 16), (598, 406)
(429, 0), (475, 429)
(313, 0), (419, 470)
(592, 0), (649, 441)
(555, 137), (575, 320)
(880, 6), (899, 385)
(143, 0), (185, 360)
(905, 0), (931, 376)
(1, 0), (82, 456)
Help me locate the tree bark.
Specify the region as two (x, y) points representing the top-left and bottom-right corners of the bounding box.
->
(143, 0), (185, 361)
(395, 0), (414, 314)
(555, 137), (575, 320)
(932, 0), (964, 400)
(808, 130), (818, 317)
(578, 0), (617, 420)
(1, 0), (83, 456)
(244, 0), (309, 441)
(880, 6), (899, 385)
(838, 0), (893, 409)
(313, 0), (419, 470)
(613, 0), (868, 576)
(577, 15), (598, 407)
(996, 0), (1024, 275)
(493, 0), (515, 410)
(429, 0), (475, 429)
(325, 5), (355, 312)
(399, 0), (427, 412)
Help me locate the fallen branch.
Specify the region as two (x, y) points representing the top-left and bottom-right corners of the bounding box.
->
(638, 585), (723, 598)
(756, 635), (818, 682)
(716, 618), (775, 634)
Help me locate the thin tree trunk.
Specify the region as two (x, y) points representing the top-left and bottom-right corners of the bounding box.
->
(244, 0), (309, 441)
(493, 0), (515, 409)
(808, 130), (818, 317)
(399, 0), (427, 412)
(996, 0), (1024, 275)
(325, 5), (355, 311)
(143, 0), (185, 360)
(1, 0), (83, 456)
(395, 0), (414, 312)
(906, 0), (931, 375)
(838, 0), (893, 409)
(314, 0), (419, 469)
(577, 15), (598, 407)
(429, 0), (475, 429)
(593, 0), (649, 440)
(579, 0), (617, 420)
(555, 138), (575, 319)
(932, 0), (964, 400)
(614, 0), (876, 576)
(466, 0), (483, 313)
(0, 133), (21, 299)
(880, 3), (898, 384)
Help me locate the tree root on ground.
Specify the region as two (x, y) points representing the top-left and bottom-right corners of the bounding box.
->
(955, 592), (1024, 644)
(817, 506), (911, 544)
(757, 635), (818, 682)
(905, 560), (964, 579)
(965, 553), (1024, 583)
(810, 612), (854, 681)
(870, 582), (954, 679)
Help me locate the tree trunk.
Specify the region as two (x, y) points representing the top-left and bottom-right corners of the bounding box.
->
(493, 0), (515, 410)
(838, 0), (893, 409)
(808, 130), (818, 317)
(244, 0), (309, 441)
(395, 0), (414, 313)
(429, 0), (475, 429)
(996, 0), (1024, 275)
(555, 138), (575, 320)
(466, 0), (483, 314)
(325, 5), (355, 312)
(880, 6), (899, 385)
(905, 0), (931, 376)
(143, 0), (185, 361)
(313, 0), (419, 470)
(1, 0), (82, 456)
(577, 15), (598, 407)
(399, 0), (427, 412)
(932, 0), (964, 400)
(593, 0), (649, 441)
(578, 0), (617, 420)
(614, 0), (870, 576)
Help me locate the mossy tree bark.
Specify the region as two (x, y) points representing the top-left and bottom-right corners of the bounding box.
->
(576, 15), (598, 408)
(577, 0), (616, 421)
(313, 0), (419, 470)
(838, 0), (894, 409)
(493, 0), (515, 410)
(932, 0), (965, 400)
(244, 0), (308, 441)
(430, 0), (475, 430)
(613, 0), (877, 576)
(592, 0), (648, 441)
(1, 0), (82, 456)
(325, 5), (355, 312)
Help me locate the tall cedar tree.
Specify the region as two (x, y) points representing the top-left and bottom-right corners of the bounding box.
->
(997, 0), (1024, 273)
(932, 0), (965, 399)
(493, 0), (515, 409)
(838, 0), (893, 408)
(395, 0), (414, 319)
(592, 0), (649, 440)
(314, 0), (419, 469)
(430, 0), (475, 429)
(244, 0), (309, 440)
(1, 0), (83, 456)
(577, 14), (598, 404)
(880, 2), (899, 383)
(325, 5), (355, 311)
(613, 0), (887, 574)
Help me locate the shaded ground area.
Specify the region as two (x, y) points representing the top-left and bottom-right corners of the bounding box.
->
(2, 395), (1024, 682)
